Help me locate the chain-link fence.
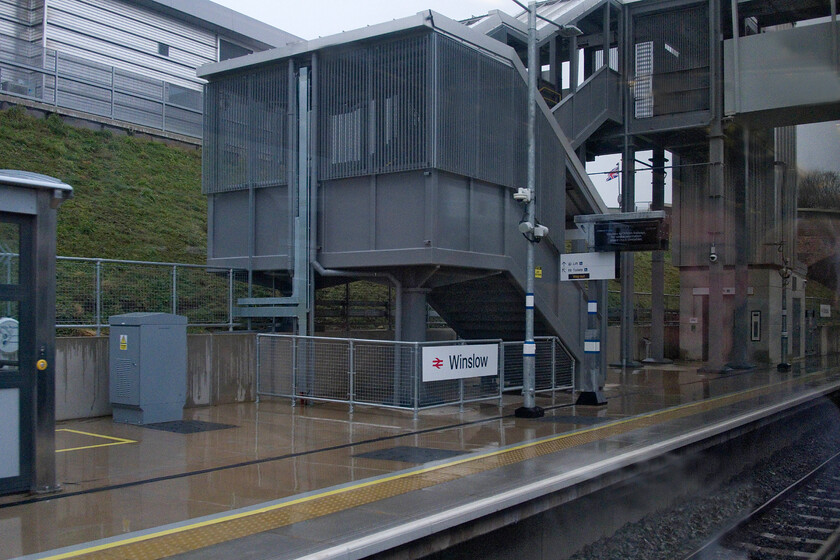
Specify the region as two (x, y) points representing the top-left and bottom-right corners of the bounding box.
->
(257, 334), (576, 415)
(56, 257), (242, 331)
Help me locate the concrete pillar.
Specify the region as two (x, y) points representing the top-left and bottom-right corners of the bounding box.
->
(729, 127), (753, 368)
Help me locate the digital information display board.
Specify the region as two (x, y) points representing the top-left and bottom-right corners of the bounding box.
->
(592, 219), (668, 252)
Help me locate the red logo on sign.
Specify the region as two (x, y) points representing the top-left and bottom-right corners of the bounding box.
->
(432, 358), (443, 369)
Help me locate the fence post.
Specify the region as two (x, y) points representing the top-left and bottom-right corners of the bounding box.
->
(414, 343), (420, 419)
(459, 378), (465, 413)
(498, 343), (505, 407)
(291, 337), (297, 408)
(255, 335), (261, 403)
(348, 340), (355, 414)
(162, 83), (167, 133)
(95, 260), (102, 335)
(551, 337), (557, 390)
(171, 265), (177, 315)
(110, 66), (115, 119)
(228, 269), (234, 332)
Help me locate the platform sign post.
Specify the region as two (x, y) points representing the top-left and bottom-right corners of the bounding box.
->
(577, 301), (607, 405)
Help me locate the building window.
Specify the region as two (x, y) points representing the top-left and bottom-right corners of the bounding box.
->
(219, 39), (252, 61)
(158, 43), (170, 57)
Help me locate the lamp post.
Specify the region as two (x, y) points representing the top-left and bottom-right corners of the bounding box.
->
(514, 0), (544, 418)
(778, 244), (791, 372)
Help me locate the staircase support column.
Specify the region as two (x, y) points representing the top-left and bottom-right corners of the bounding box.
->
(401, 288), (430, 342)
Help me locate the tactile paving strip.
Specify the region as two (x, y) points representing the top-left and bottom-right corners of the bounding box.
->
(44, 371), (838, 560)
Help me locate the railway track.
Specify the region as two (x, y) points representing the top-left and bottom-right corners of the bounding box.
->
(687, 451), (840, 560)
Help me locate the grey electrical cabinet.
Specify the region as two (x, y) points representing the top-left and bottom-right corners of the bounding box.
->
(109, 312), (187, 425)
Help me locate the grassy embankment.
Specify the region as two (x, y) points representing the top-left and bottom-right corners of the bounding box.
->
(0, 106), (205, 264)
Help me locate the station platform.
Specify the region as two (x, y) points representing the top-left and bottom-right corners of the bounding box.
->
(2, 359), (840, 560)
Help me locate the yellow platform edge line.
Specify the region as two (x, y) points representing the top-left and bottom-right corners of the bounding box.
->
(37, 371), (832, 560)
(55, 429), (137, 453)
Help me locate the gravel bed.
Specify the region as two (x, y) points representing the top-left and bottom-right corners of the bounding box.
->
(567, 403), (840, 560)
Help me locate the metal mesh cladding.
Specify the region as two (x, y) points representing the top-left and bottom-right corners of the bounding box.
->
(203, 65), (289, 194)
(318, 33), (431, 180)
(633, 3), (710, 117)
(435, 34), (527, 189)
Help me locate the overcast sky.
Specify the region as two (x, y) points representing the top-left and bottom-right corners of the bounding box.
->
(212, 0), (519, 40)
(211, 0), (668, 208)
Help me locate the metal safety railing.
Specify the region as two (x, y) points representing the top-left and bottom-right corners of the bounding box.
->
(0, 35), (202, 138)
(256, 334), (575, 415)
(55, 257), (246, 331)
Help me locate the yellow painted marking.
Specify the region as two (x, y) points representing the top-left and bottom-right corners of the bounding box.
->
(37, 370), (839, 559)
(55, 429), (136, 453)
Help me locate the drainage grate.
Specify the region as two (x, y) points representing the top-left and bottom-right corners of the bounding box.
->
(143, 420), (237, 434)
(354, 446), (464, 464)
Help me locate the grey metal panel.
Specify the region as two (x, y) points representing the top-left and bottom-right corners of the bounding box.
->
(724, 22), (840, 124)
(131, 0), (301, 49)
(47, 2), (216, 64)
(554, 67), (622, 147)
(321, 177), (372, 253)
(436, 173), (470, 251)
(210, 190), (249, 259)
(375, 172), (425, 250)
(46, 30), (206, 91)
(109, 325), (140, 404)
(254, 186), (289, 258)
(469, 179), (506, 256)
(0, 388), (20, 478)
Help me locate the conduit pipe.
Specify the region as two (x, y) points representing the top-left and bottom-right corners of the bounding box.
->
(312, 260), (403, 342)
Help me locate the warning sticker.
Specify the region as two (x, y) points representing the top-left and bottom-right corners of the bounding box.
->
(119, 334), (127, 351)
(535, 267), (542, 279)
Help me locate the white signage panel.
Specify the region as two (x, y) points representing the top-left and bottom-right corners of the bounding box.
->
(821, 304), (831, 318)
(560, 252), (616, 281)
(422, 344), (499, 382)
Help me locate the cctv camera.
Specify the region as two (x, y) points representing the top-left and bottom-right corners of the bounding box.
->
(519, 220), (535, 234)
(513, 188), (532, 203)
(533, 224), (549, 239)
(709, 252), (718, 263)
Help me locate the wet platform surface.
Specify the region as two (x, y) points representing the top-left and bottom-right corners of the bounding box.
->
(3, 359), (840, 559)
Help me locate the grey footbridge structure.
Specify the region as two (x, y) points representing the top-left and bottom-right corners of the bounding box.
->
(199, 0), (839, 370)
(198, 11), (607, 367)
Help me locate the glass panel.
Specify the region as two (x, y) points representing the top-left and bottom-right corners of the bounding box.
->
(0, 301), (18, 372)
(0, 221), (19, 285)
